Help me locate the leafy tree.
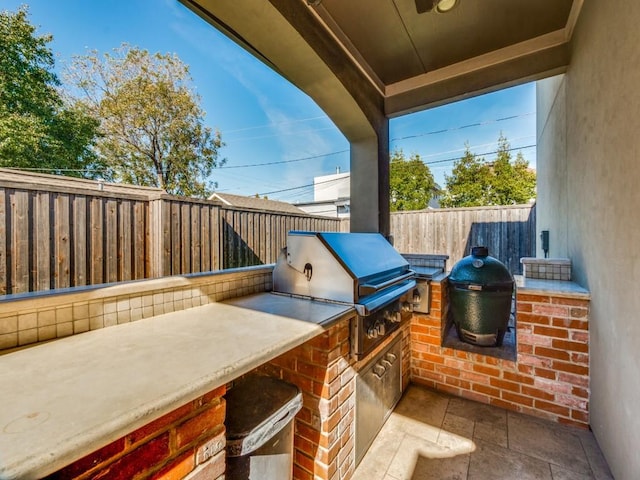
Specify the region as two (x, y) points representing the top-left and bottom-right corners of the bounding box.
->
(439, 145), (490, 207)
(440, 135), (536, 207)
(489, 135), (537, 205)
(66, 44), (225, 197)
(389, 149), (438, 211)
(0, 6), (100, 176)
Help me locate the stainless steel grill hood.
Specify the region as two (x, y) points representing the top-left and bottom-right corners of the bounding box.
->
(273, 231), (415, 316)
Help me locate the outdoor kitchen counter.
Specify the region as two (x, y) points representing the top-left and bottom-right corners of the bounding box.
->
(514, 275), (591, 299)
(0, 292), (353, 480)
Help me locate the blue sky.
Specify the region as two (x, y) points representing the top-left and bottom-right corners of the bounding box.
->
(3, 0), (536, 203)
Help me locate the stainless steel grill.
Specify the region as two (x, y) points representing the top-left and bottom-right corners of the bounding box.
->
(272, 231), (416, 359)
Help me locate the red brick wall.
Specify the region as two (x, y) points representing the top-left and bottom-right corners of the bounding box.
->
(256, 315), (411, 480)
(47, 386), (226, 480)
(411, 279), (590, 428)
(256, 317), (356, 480)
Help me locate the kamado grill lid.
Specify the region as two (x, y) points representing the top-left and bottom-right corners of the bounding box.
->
(449, 246), (513, 291)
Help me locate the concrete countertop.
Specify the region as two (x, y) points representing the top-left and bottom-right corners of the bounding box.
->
(0, 293), (353, 480)
(514, 275), (590, 299)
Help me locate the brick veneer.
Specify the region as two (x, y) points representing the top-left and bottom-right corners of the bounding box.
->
(46, 386), (227, 480)
(257, 317), (355, 480)
(37, 273), (590, 479)
(254, 314), (411, 480)
(411, 278), (590, 427)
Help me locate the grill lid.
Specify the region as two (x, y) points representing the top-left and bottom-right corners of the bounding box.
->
(286, 231), (409, 284)
(273, 231), (414, 309)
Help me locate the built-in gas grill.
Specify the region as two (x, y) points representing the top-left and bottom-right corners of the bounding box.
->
(272, 231), (416, 359)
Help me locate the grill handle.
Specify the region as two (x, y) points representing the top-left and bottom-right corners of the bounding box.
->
(355, 279), (416, 316)
(359, 271), (415, 297)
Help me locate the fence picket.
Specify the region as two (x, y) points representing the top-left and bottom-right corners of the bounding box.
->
(73, 196), (88, 286)
(0, 174), (535, 294)
(390, 204), (535, 273)
(11, 190), (30, 293)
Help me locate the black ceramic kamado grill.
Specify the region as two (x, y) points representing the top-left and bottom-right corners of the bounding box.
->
(448, 246), (514, 347)
(272, 232), (418, 359)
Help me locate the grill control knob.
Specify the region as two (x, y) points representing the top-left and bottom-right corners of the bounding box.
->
(401, 302), (414, 313)
(383, 310), (401, 322)
(376, 322), (386, 336)
(367, 326), (379, 339)
(384, 309), (402, 323)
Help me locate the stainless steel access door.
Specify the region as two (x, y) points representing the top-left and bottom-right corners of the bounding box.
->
(354, 335), (402, 466)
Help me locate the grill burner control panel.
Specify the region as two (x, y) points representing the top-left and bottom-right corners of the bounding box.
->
(352, 290), (414, 360)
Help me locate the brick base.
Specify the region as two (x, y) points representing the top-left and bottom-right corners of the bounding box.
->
(411, 279), (590, 428)
(46, 386), (226, 480)
(45, 277), (588, 480)
(254, 317), (355, 480)
(254, 314), (411, 480)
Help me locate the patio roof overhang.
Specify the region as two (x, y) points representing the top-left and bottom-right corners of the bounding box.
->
(180, 0), (583, 233)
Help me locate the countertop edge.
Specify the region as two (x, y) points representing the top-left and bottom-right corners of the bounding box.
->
(0, 295), (354, 480)
(514, 275), (590, 299)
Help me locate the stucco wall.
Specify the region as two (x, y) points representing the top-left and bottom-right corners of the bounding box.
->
(536, 75), (568, 259)
(536, 1), (640, 478)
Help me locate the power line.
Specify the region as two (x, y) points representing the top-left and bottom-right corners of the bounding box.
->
(223, 112), (533, 169)
(418, 135), (535, 160)
(260, 143), (536, 197)
(258, 174), (350, 196)
(390, 112), (535, 142)
(424, 144), (536, 166)
(218, 150), (348, 169)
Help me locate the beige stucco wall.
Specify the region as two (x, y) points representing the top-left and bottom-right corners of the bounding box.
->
(536, 75), (568, 259)
(537, 1), (640, 478)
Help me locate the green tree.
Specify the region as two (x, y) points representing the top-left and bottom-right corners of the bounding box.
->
(440, 135), (536, 207)
(389, 149), (438, 211)
(66, 44), (225, 197)
(0, 6), (100, 176)
(489, 135), (537, 205)
(439, 145), (490, 207)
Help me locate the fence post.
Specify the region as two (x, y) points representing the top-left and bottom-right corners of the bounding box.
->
(148, 197), (166, 278)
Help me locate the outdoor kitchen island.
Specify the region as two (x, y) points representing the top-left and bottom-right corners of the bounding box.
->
(0, 290), (365, 480)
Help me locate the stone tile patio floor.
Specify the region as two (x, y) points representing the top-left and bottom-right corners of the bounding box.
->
(353, 384), (614, 480)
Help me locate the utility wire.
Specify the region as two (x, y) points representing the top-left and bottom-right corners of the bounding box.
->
(226, 126), (338, 142)
(259, 143), (536, 196)
(6, 113), (533, 175)
(229, 114), (534, 170)
(390, 112), (535, 142)
(258, 175), (350, 196)
(218, 149), (348, 169)
(424, 144), (535, 166)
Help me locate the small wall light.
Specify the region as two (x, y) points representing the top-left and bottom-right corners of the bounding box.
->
(416, 0), (459, 14)
(435, 0), (458, 12)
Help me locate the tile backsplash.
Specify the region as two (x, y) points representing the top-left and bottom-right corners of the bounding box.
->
(0, 266), (274, 352)
(520, 257), (571, 281)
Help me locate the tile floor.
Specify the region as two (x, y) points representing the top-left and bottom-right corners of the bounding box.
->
(353, 384), (613, 480)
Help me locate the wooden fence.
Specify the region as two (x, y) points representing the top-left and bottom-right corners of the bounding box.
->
(150, 197), (342, 277)
(390, 204), (536, 274)
(0, 174), (341, 295)
(0, 171), (535, 295)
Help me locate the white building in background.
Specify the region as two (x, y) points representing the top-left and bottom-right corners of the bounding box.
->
(296, 169), (351, 218)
